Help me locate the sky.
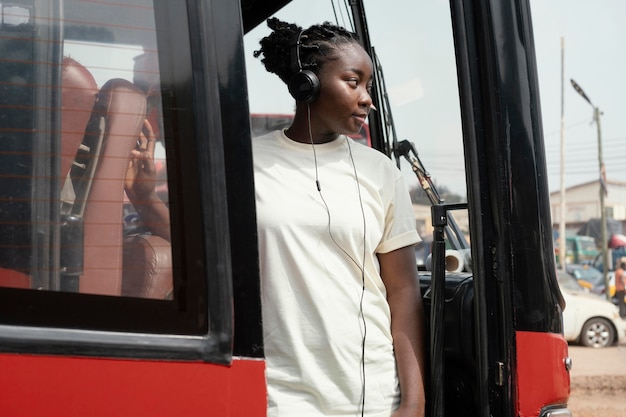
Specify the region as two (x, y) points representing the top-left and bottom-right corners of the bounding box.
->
(530, 0), (626, 194)
(244, 0), (626, 198)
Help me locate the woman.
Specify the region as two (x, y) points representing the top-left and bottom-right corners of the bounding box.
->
(253, 18), (426, 417)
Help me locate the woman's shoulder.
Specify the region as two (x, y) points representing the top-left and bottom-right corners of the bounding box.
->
(253, 129), (281, 143)
(252, 129), (284, 153)
(347, 137), (401, 172)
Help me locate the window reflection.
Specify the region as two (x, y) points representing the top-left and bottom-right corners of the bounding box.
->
(0, 0), (172, 299)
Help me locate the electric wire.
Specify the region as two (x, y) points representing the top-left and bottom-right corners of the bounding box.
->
(329, 0), (355, 32)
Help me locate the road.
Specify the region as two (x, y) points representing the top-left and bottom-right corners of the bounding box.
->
(568, 340), (626, 377)
(566, 339), (626, 417)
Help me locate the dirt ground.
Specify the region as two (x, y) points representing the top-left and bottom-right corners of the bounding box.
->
(566, 340), (626, 417)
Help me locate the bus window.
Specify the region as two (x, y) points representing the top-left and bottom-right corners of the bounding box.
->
(0, 0), (171, 298)
(0, 0), (234, 358)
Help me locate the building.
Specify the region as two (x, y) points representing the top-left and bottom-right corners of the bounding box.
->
(413, 203), (469, 239)
(550, 179), (626, 236)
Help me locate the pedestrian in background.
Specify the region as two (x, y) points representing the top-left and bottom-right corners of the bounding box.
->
(615, 260), (626, 318)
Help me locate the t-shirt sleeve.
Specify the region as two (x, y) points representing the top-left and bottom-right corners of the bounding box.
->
(376, 172), (421, 254)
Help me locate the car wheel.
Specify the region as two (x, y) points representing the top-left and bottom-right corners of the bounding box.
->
(580, 318), (615, 348)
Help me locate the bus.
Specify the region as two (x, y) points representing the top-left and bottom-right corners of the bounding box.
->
(0, 1), (569, 416)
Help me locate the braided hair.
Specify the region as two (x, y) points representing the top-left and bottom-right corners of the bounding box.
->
(253, 18), (359, 85)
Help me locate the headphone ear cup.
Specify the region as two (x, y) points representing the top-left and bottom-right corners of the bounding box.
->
(288, 69), (320, 103)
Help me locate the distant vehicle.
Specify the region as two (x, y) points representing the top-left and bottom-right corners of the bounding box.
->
(566, 264), (606, 296)
(586, 270), (624, 306)
(555, 235), (599, 265)
(591, 247), (625, 302)
(558, 271), (626, 348)
(591, 234), (626, 274)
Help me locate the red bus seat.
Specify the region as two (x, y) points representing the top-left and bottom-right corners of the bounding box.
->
(60, 57), (98, 184)
(2, 64), (173, 298)
(77, 79), (147, 296)
(122, 234), (173, 299)
(0, 268), (31, 289)
(74, 78), (173, 299)
(0, 57), (96, 290)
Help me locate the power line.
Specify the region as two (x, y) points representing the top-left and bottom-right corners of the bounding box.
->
(542, 118), (592, 138)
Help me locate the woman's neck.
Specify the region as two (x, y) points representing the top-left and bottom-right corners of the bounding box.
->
(285, 111), (338, 144)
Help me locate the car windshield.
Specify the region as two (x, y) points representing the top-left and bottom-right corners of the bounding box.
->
(557, 271), (585, 292)
(569, 266), (604, 286)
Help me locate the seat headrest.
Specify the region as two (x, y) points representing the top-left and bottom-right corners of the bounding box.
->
(61, 57), (98, 181)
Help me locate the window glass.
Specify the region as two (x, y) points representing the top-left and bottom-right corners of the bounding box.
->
(0, 0), (227, 344)
(0, 0), (172, 299)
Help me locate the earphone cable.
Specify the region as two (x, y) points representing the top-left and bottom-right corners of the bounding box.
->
(307, 104), (367, 416)
(346, 137), (368, 417)
(307, 104), (322, 192)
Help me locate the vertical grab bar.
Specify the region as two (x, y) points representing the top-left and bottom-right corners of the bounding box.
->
(430, 202), (468, 417)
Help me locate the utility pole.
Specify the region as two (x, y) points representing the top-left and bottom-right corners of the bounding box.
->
(558, 38), (566, 271)
(595, 111), (608, 299)
(571, 79), (609, 300)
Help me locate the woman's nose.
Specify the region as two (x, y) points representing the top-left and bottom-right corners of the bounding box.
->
(359, 91), (373, 108)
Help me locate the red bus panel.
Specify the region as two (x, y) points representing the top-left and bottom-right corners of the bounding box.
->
(516, 331), (570, 416)
(0, 354), (266, 417)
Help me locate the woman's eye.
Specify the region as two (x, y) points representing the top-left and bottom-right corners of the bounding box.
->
(348, 79), (359, 87)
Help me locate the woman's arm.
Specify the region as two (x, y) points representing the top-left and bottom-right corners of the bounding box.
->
(125, 119), (171, 242)
(378, 245), (426, 417)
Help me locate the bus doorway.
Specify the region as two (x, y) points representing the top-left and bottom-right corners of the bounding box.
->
(0, 1), (569, 416)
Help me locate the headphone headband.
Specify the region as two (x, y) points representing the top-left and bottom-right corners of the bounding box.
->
(288, 29), (320, 103)
(290, 30), (304, 75)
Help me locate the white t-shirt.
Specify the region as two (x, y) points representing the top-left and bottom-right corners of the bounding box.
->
(253, 129), (420, 417)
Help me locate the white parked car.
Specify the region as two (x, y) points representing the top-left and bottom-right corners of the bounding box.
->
(558, 271), (626, 348)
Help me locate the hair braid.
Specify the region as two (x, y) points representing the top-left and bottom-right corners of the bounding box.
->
(254, 18), (360, 85)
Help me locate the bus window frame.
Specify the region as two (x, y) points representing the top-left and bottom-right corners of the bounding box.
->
(0, 0), (256, 364)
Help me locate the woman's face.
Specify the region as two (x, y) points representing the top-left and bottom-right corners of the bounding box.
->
(309, 43), (373, 137)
